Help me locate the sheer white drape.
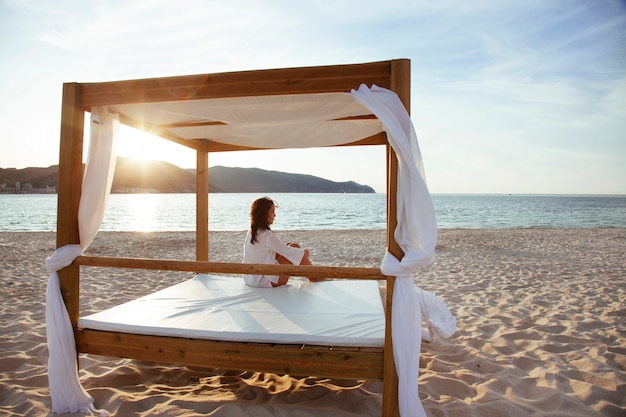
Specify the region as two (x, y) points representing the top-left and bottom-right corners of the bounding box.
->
(352, 84), (455, 417)
(45, 107), (118, 415)
(115, 92), (383, 148)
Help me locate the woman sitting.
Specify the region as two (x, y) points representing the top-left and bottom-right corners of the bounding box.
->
(242, 196), (317, 288)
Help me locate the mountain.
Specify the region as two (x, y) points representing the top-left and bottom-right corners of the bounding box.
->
(112, 158), (196, 193)
(208, 166), (374, 193)
(0, 166), (58, 189)
(1, 159), (375, 194)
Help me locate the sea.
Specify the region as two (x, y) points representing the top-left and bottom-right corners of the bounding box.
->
(0, 193), (625, 232)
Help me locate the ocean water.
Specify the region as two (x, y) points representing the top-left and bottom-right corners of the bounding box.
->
(0, 193), (624, 232)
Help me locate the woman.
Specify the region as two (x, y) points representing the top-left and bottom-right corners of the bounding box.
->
(242, 196), (315, 287)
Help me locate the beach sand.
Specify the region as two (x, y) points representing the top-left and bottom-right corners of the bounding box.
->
(0, 228), (624, 416)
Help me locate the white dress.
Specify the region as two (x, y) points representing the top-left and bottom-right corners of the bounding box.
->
(242, 229), (305, 287)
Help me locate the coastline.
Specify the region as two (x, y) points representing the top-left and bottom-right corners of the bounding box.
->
(0, 229), (624, 416)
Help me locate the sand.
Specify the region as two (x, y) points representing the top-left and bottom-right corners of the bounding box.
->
(0, 228), (624, 416)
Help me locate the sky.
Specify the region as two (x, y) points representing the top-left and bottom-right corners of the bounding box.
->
(1, 0), (625, 194)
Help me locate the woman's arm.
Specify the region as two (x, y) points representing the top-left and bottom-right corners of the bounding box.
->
(266, 232), (305, 265)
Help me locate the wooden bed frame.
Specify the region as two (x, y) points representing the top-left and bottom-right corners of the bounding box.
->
(57, 59), (411, 417)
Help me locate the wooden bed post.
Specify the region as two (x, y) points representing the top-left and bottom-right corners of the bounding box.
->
(382, 59), (411, 417)
(387, 59), (411, 261)
(196, 148), (209, 261)
(383, 146), (401, 417)
(56, 82), (84, 328)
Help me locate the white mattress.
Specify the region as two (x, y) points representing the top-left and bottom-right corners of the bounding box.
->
(78, 274), (385, 347)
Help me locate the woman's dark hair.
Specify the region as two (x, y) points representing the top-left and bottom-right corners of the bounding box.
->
(250, 197), (276, 244)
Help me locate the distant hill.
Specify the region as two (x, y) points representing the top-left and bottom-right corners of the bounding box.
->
(0, 166), (58, 189)
(208, 166), (374, 193)
(112, 158), (196, 193)
(1, 159), (375, 194)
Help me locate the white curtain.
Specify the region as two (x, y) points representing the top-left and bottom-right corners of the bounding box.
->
(114, 92), (384, 149)
(352, 84), (455, 417)
(45, 107), (118, 415)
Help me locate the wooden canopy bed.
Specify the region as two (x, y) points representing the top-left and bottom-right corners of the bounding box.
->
(50, 59), (445, 417)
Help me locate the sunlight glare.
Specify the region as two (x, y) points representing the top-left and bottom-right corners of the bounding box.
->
(117, 125), (196, 168)
(127, 194), (159, 232)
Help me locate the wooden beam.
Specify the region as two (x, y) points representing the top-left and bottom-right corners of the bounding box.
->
(383, 144), (400, 417)
(386, 58), (411, 260)
(196, 150), (209, 261)
(56, 82), (84, 327)
(381, 58), (411, 417)
(335, 132), (388, 147)
(201, 132), (388, 153)
(160, 114), (377, 129)
(386, 145), (401, 259)
(391, 59), (411, 113)
(76, 329), (384, 380)
(159, 120), (227, 129)
(74, 256), (388, 280)
(79, 60), (398, 108)
(382, 275), (398, 417)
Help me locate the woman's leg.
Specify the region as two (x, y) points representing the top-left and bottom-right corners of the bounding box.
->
(286, 243), (322, 282)
(274, 243), (319, 284)
(271, 274), (289, 287)
(274, 251), (293, 287)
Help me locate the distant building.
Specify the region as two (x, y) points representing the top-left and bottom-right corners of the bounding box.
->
(0, 183), (17, 194)
(0, 182), (56, 194)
